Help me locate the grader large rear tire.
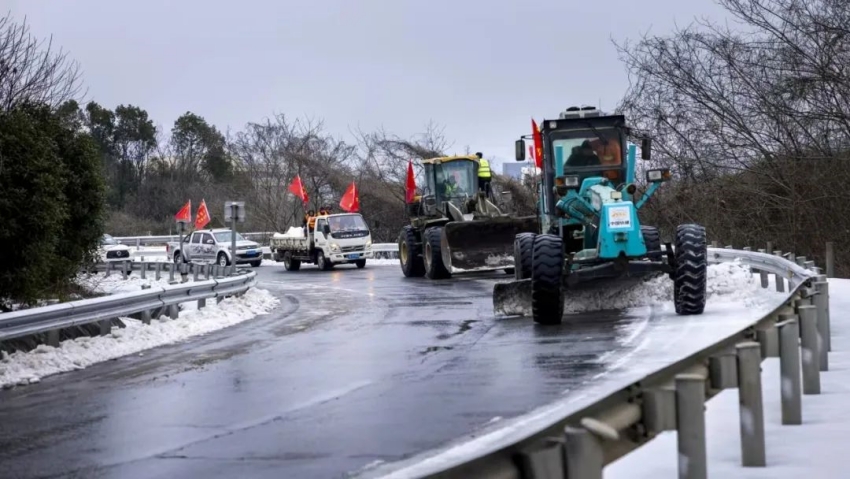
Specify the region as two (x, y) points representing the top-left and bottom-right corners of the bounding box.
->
(531, 234), (565, 325)
(423, 226), (451, 279)
(514, 232), (537, 280)
(673, 223), (707, 315)
(398, 226), (425, 277)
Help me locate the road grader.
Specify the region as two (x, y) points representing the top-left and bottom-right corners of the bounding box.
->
(493, 106), (708, 325)
(398, 154), (538, 279)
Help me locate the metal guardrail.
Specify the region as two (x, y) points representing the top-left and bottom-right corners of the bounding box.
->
(361, 245), (831, 479)
(0, 267), (258, 345)
(123, 243), (401, 261)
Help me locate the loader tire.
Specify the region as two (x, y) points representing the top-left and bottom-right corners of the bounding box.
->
(423, 227), (451, 280)
(673, 223), (707, 315)
(531, 234), (565, 325)
(398, 226), (425, 277)
(641, 226), (663, 261)
(514, 232), (537, 280)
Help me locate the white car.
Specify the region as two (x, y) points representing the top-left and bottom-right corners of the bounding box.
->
(99, 234), (131, 262)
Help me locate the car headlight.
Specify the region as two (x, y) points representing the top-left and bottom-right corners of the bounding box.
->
(365, 239), (372, 248)
(330, 243), (340, 252)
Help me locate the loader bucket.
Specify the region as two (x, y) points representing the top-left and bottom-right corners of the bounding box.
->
(441, 216), (539, 272)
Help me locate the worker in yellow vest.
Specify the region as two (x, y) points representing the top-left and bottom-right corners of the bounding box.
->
(475, 152), (492, 199)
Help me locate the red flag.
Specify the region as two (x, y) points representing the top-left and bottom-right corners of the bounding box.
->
(288, 175), (308, 203)
(195, 199), (210, 230)
(405, 160), (417, 203)
(340, 181), (360, 212)
(175, 200), (191, 222)
(532, 118), (543, 169)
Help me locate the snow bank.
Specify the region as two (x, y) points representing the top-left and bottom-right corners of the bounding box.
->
(0, 287), (279, 388)
(561, 259), (777, 314)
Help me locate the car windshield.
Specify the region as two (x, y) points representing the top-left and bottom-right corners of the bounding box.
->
(101, 234), (118, 245)
(213, 231), (247, 242)
(327, 214), (368, 232)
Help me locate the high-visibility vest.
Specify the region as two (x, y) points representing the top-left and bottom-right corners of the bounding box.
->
(308, 216), (317, 228)
(478, 158), (491, 178)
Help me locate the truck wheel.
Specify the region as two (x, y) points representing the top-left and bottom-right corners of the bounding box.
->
(217, 253), (229, 267)
(423, 227), (451, 279)
(673, 223), (707, 315)
(641, 226), (663, 261)
(514, 232), (537, 280)
(398, 226), (425, 277)
(283, 252), (301, 271)
(355, 259), (366, 269)
(531, 234), (565, 325)
(317, 251), (332, 271)
(173, 251), (183, 264)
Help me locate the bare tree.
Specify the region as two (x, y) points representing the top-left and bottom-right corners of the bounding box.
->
(0, 13), (85, 111)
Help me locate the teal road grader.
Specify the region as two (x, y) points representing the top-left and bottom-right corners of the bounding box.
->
(493, 106), (708, 325)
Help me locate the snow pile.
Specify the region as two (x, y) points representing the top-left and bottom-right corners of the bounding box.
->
(485, 254), (515, 267)
(0, 287), (279, 388)
(274, 227), (305, 239)
(562, 259), (778, 314)
(76, 271), (176, 295)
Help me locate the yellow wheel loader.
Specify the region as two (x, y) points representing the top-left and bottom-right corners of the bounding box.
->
(397, 155), (539, 279)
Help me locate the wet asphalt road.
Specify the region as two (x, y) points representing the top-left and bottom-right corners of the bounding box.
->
(0, 261), (650, 479)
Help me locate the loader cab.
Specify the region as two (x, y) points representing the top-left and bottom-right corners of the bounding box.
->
(421, 155), (479, 213)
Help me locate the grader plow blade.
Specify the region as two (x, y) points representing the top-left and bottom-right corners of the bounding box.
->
(493, 272), (665, 318)
(441, 216), (538, 272)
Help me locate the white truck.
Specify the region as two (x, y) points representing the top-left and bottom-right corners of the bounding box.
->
(166, 228), (263, 267)
(271, 213), (373, 271)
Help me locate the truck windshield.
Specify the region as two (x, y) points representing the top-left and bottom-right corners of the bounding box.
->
(213, 231), (246, 242)
(327, 214), (368, 232)
(550, 127), (625, 181)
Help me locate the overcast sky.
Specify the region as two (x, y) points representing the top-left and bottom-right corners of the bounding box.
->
(8, 0), (729, 171)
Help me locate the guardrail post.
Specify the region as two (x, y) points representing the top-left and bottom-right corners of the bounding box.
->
(169, 263), (176, 282)
(140, 262), (147, 279)
(121, 261), (129, 280)
(47, 329), (60, 347)
(563, 426), (603, 479)
(181, 264), (189, 283)
(778, 316), (802, 425)
(815, 275), (831, 352)
(756, 249), (769, 287)
(155, 262), (162, 280)
(205, 264), (211, 280)
(813, 280), (830, 370)
(757, 326), (779, 359)
(797, 305), (821, 394)
(795, 256), (806, 267)
(141, 309), (152, 325)
(804, 260), (815, 271)
(168, 304), (179, 319)
(676, 373), (707, 479)
(99, 319), (111, 336)
(516, 437), (567, 478)
(736, 342), (766, 467)
(772, 251), (785, 292)
(825, 241), (834, 278)
(193, 266), (200, 282)
(711, 240), (718, 248)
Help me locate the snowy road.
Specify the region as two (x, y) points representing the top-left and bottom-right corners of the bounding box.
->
(0, 260), (782, 478)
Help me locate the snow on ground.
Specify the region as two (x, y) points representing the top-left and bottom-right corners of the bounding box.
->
(0, 287), (279, 388)
(605, 277), (850, 479)
(562, 259), (780, 314)
(76, 270), (178, 295)
(264, 257), (400, 267)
